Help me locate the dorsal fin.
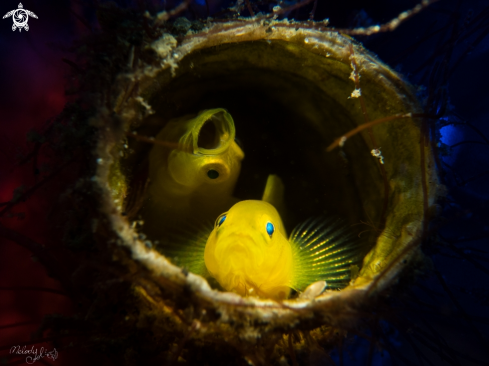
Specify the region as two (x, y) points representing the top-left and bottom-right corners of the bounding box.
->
(261, 174), (286, 218)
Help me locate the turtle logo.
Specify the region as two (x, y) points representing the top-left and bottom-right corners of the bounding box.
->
(3, 3), (38, 32)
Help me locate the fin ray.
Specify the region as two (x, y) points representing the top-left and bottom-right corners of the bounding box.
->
(157, 221), (213, 277)
(290, 217), (364, 292)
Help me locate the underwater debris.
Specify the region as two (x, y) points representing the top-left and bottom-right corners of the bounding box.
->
(350, 88), (361, 98)
(371, 148), (385, 164)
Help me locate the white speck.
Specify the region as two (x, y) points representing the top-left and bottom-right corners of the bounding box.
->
(350, 89), (361, 98)
(97, 158), (103, 165)
(339, 136), (347, 147)
(304, 38), (310, 44)
(371, 148), (385, 164)
(135, 96), (155, 115)
(234, 29), (248, 37)
(272, 5), (281, 13)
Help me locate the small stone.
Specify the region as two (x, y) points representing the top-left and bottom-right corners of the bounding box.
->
(173, 17), (191, 34)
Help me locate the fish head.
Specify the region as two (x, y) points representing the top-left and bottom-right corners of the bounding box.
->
(204, 200), (293, 300)
(150, 109), (244, 194)
(167, 139), (243, 189)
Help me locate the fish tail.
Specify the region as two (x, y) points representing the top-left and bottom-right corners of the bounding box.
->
(290, 217), (365, 292)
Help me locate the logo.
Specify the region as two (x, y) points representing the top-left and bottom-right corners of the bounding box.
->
(3, 3), (38, 32)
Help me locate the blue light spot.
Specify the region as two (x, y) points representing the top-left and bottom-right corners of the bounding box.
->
(439, 124), (460, 146)
(266, 222), (274, 237)
(439, 123), (463, 165)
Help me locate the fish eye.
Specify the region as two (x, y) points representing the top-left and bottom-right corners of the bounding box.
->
(217, 215), (226, 227)
(207, 169), (219, 179)
(266, 222), (274, 237)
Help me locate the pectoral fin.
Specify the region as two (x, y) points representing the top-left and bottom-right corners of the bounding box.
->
(158, 221), (213, 277)
(289, 217), (364, 292)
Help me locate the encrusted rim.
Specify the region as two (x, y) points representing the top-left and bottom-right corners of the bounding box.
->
(94, 21), (439, 333)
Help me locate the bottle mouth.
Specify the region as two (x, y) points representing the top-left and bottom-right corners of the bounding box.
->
(116, 25), (437, 306)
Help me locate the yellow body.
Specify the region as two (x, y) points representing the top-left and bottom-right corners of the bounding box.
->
(204, 200), (293, 300)
(161, 175), (359, 301)
(142, 109), (244, 239)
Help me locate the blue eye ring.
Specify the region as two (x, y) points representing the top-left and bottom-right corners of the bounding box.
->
(266, 222), (274, 237)
(217, 215), (226, 227)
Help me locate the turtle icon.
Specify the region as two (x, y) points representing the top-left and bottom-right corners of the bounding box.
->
(3, 3), (38, 32)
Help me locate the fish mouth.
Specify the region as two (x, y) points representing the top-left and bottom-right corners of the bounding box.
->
(218, 235), (262, 266)
(222, 237), (254, 256)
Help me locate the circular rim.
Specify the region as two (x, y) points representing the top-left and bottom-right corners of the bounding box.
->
(96, 20), (440, 336)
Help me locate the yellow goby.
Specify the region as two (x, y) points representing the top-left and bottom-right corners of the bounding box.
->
(205, 200), (293, 300)
(163, 176), (363, 301)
